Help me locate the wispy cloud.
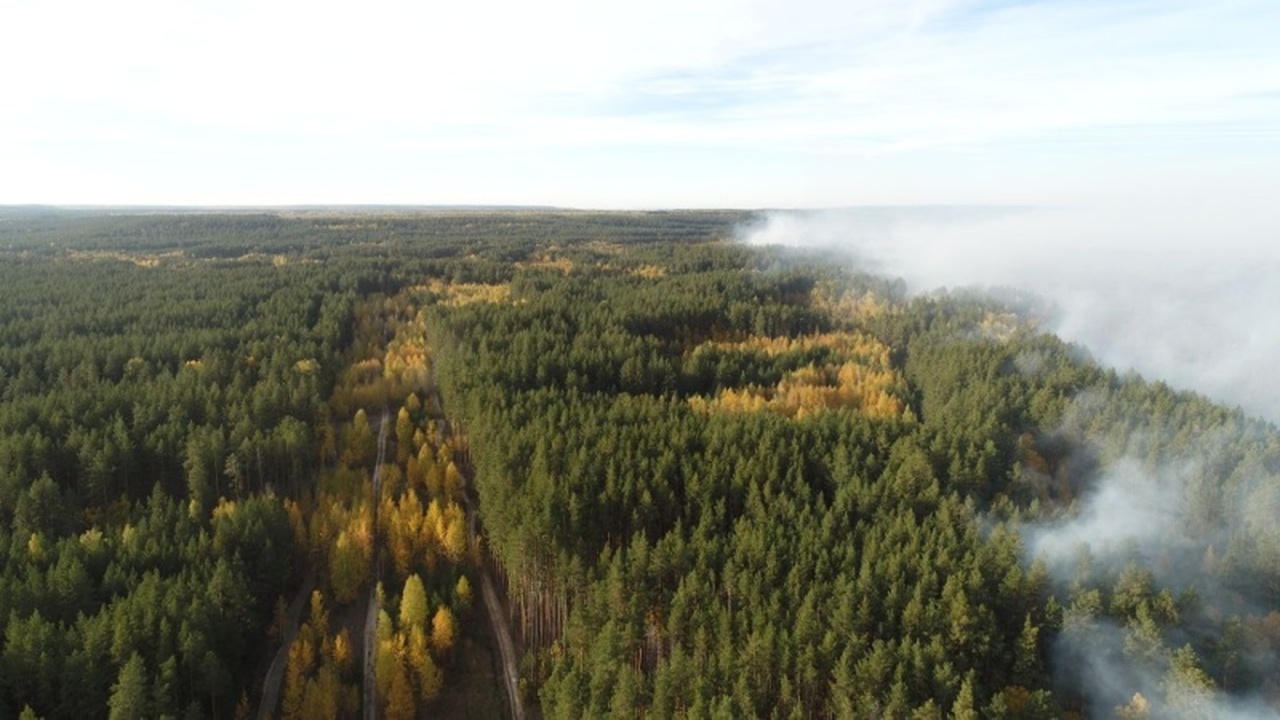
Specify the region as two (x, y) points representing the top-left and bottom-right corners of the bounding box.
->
(2, 0), (1278, 205)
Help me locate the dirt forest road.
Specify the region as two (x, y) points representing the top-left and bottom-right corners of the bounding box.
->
(464, 492), (526, 720)
(438, 402), (526, 720)
(363, 409), (389, 720)
(257, 568), (317, 720)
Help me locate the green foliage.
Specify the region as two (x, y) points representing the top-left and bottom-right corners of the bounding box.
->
(1, 210), (1277, 717)
(422, 243), (1061, 716)
(107, 653), (149, 720)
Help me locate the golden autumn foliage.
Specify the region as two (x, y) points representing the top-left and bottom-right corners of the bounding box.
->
(516, 252), (576, 274)
(383, 497), (419, 579)
(383, 659), (416, 720)
(394, 407), (413, 464)
(399, 574), (429, 631)
(374, 635), (400, 711)
(455, 575), (473, 610)
(281, 612), (358, 720)
(810, 280), (892, 319)
(339, 409), (375, 468)
(280, 634), (313, 720)
(698, 330), (893, 362)
(330, 295), (435, 414)
(418, 278), (512, 306)
(379, 464), (404, 502)
(431, 606), (457, 659)
(309, 590), (329, 641)
(329, 530), (368, 606)
(432, 500), (469, 565)
(409, 625), (443, 701)
(291, 286), (480, 719)
(307, 481), (373, 554)
(331, 628), (354, 679)
(384, 337), (430, 387)
(299, 664), (341, 720)
(688, 331), (905, 419)
(376, 607), (393, 645)
(423, 454), (445, 499)
(404, 454), (424, 495)
(443, 461), (464, 501)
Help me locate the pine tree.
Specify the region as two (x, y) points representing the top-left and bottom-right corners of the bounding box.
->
(1013, 615), (1040, 687)
(108, 653), (149, 720)
(951, 672), (978, 720)
(1164, 645), (1217, 720)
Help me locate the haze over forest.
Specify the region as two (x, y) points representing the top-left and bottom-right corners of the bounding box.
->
(742, 202), (1280, 425)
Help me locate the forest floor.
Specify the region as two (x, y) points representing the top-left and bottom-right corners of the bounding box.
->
(431, 601), (509, 719)
(465, 491), (526, 718)
(447, 398), (527, 720)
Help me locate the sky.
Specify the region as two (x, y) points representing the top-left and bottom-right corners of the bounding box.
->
(2, 0), (1279, 208)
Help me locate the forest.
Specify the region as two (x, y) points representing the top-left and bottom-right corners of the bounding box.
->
(0, 207), (1277, 719)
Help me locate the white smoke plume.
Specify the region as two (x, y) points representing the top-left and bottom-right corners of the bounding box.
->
(739, 202), (1280, 425)
(1025, 457), (1189, 572)
(741, 204), (1280, 716)
(1053, 613), (1280, 720)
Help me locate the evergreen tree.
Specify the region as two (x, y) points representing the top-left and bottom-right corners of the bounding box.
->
(107, 654), (149, 720)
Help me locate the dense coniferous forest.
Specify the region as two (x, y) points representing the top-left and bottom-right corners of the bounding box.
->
(0, 209), (1277, 719)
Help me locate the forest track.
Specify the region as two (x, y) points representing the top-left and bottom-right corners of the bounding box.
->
(257, 567), (317, 720)
(438, 393), (526, 720)
(465, 495), (526, 720)
(362, 409), (389, 720)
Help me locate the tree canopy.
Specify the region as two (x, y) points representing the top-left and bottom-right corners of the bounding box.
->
(0, 209), (1276, 718)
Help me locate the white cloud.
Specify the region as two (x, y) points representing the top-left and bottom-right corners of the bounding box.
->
(2, 0), (1278, 205)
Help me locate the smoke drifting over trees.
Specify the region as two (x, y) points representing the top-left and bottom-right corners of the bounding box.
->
(1025, 443), (1280, 718)
(744, 208), (1280, 717)
(741, 203), (1280, 424)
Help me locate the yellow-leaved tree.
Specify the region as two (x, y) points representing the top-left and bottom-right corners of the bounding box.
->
(431, 606), (457, 659)
(329, 530), (366, 605)
(383, 656), (416, 720)
(399, 573), (428, 631)
(394, 406), (413, 464)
